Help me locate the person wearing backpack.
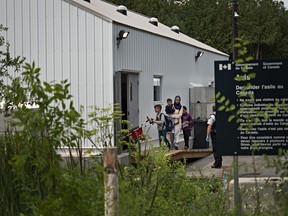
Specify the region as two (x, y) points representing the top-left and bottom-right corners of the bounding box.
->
(165, 98), (175, 147)
(152, 104), (170, 149)
(182, 106), (193, 150)
(206, 105), (222, 168)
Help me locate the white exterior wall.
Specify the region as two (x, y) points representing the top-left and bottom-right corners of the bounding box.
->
(113, 24), (228, 139)
(0, 0), (113, 147)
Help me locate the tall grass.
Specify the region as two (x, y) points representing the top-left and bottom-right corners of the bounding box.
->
(0, 130), (20, 215)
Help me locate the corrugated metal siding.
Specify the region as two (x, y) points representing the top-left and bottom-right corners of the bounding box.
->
(113, 24), (227, 139)
(72, 0), (228, 57)
(0, 0), (113, 147)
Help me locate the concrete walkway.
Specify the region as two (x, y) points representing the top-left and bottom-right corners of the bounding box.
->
(185, 154), (281, 178)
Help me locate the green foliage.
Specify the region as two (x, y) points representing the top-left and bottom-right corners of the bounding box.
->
(35, 166), (105, 216)
(88, 104), (123, 148)
(0, 25), (25, 104)
(119, 145), (225, 216)
(239, 0), (288, 59)
(0, 26), (110, 215)
(264, 149), (288, 215)
(0, 61), (92, 215)
(1, 58), (286, 215)
(1, 17), (288, 214)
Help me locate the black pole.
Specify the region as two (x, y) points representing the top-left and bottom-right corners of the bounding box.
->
(232, 0), (238, 61)
(232, 1), (241, 215)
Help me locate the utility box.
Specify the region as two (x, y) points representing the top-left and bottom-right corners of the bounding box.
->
(192, 119), (209, 149)
(189, 87), (214, 149)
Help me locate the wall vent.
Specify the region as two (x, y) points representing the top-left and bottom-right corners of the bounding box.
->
(149, 17), (158, 26)
(171, 26), (180, 34)
(117, 5), (127, 15)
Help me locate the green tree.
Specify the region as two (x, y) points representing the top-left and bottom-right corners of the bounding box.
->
(238, 0), (288, 59)
(176, 0), (232, 54)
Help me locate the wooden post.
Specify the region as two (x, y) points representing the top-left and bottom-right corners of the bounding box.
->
(104, 147), (119, 216)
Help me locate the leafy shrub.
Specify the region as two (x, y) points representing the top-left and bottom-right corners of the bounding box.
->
(118, 146), (224, 216)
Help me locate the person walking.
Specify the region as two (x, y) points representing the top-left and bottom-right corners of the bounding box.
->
(182, 106), (193, 150)
(171, 95), (183, 150)
(165, 98), (175, 147)
(206, 105), (222, 168)
(152, 104), (170, 149)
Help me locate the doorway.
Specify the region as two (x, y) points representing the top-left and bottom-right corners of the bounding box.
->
(114, 72), (139, 129)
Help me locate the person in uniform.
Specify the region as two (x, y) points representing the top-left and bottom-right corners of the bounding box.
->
(206, 105), (222, 168)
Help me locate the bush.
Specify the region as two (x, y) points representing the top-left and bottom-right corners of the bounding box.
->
(118, 146), (224, 216)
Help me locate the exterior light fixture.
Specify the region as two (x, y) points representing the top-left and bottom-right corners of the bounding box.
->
(195, 51), (204, 61)
(117, 30), (130, 48)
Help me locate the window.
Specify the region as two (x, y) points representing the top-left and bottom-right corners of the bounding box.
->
(153, 76), (162, 101)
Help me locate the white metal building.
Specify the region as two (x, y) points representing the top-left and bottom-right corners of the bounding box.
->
(0, 0), (228, 146)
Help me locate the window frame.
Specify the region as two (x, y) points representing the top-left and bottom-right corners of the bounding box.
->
(153, 75), (163, 102)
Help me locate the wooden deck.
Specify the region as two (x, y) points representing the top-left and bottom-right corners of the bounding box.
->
(165, 149), (213, 161)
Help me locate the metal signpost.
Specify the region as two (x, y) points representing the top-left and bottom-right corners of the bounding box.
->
(231, 0), (240, 214)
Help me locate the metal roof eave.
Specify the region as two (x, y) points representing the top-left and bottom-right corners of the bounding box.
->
(69, 0), (229, 57)
(112, 20), (229, 57)
(65, 0), (113, 22)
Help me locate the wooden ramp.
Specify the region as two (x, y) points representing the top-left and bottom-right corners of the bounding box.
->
(165, 149), (212, 161)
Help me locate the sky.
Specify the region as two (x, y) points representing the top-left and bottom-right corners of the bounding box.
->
(282, 0), (288, 8)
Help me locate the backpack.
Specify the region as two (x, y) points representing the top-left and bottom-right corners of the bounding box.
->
(160, 113), (174, 132)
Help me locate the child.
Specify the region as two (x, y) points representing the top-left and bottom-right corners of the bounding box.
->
(182, 106), (193, 150)
(165, 98), (175, 147)
(165, 98), (175, 116)
(152, 104), (170, 148)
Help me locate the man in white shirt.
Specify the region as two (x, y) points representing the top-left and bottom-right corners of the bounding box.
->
(206, 105), (222, 168)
